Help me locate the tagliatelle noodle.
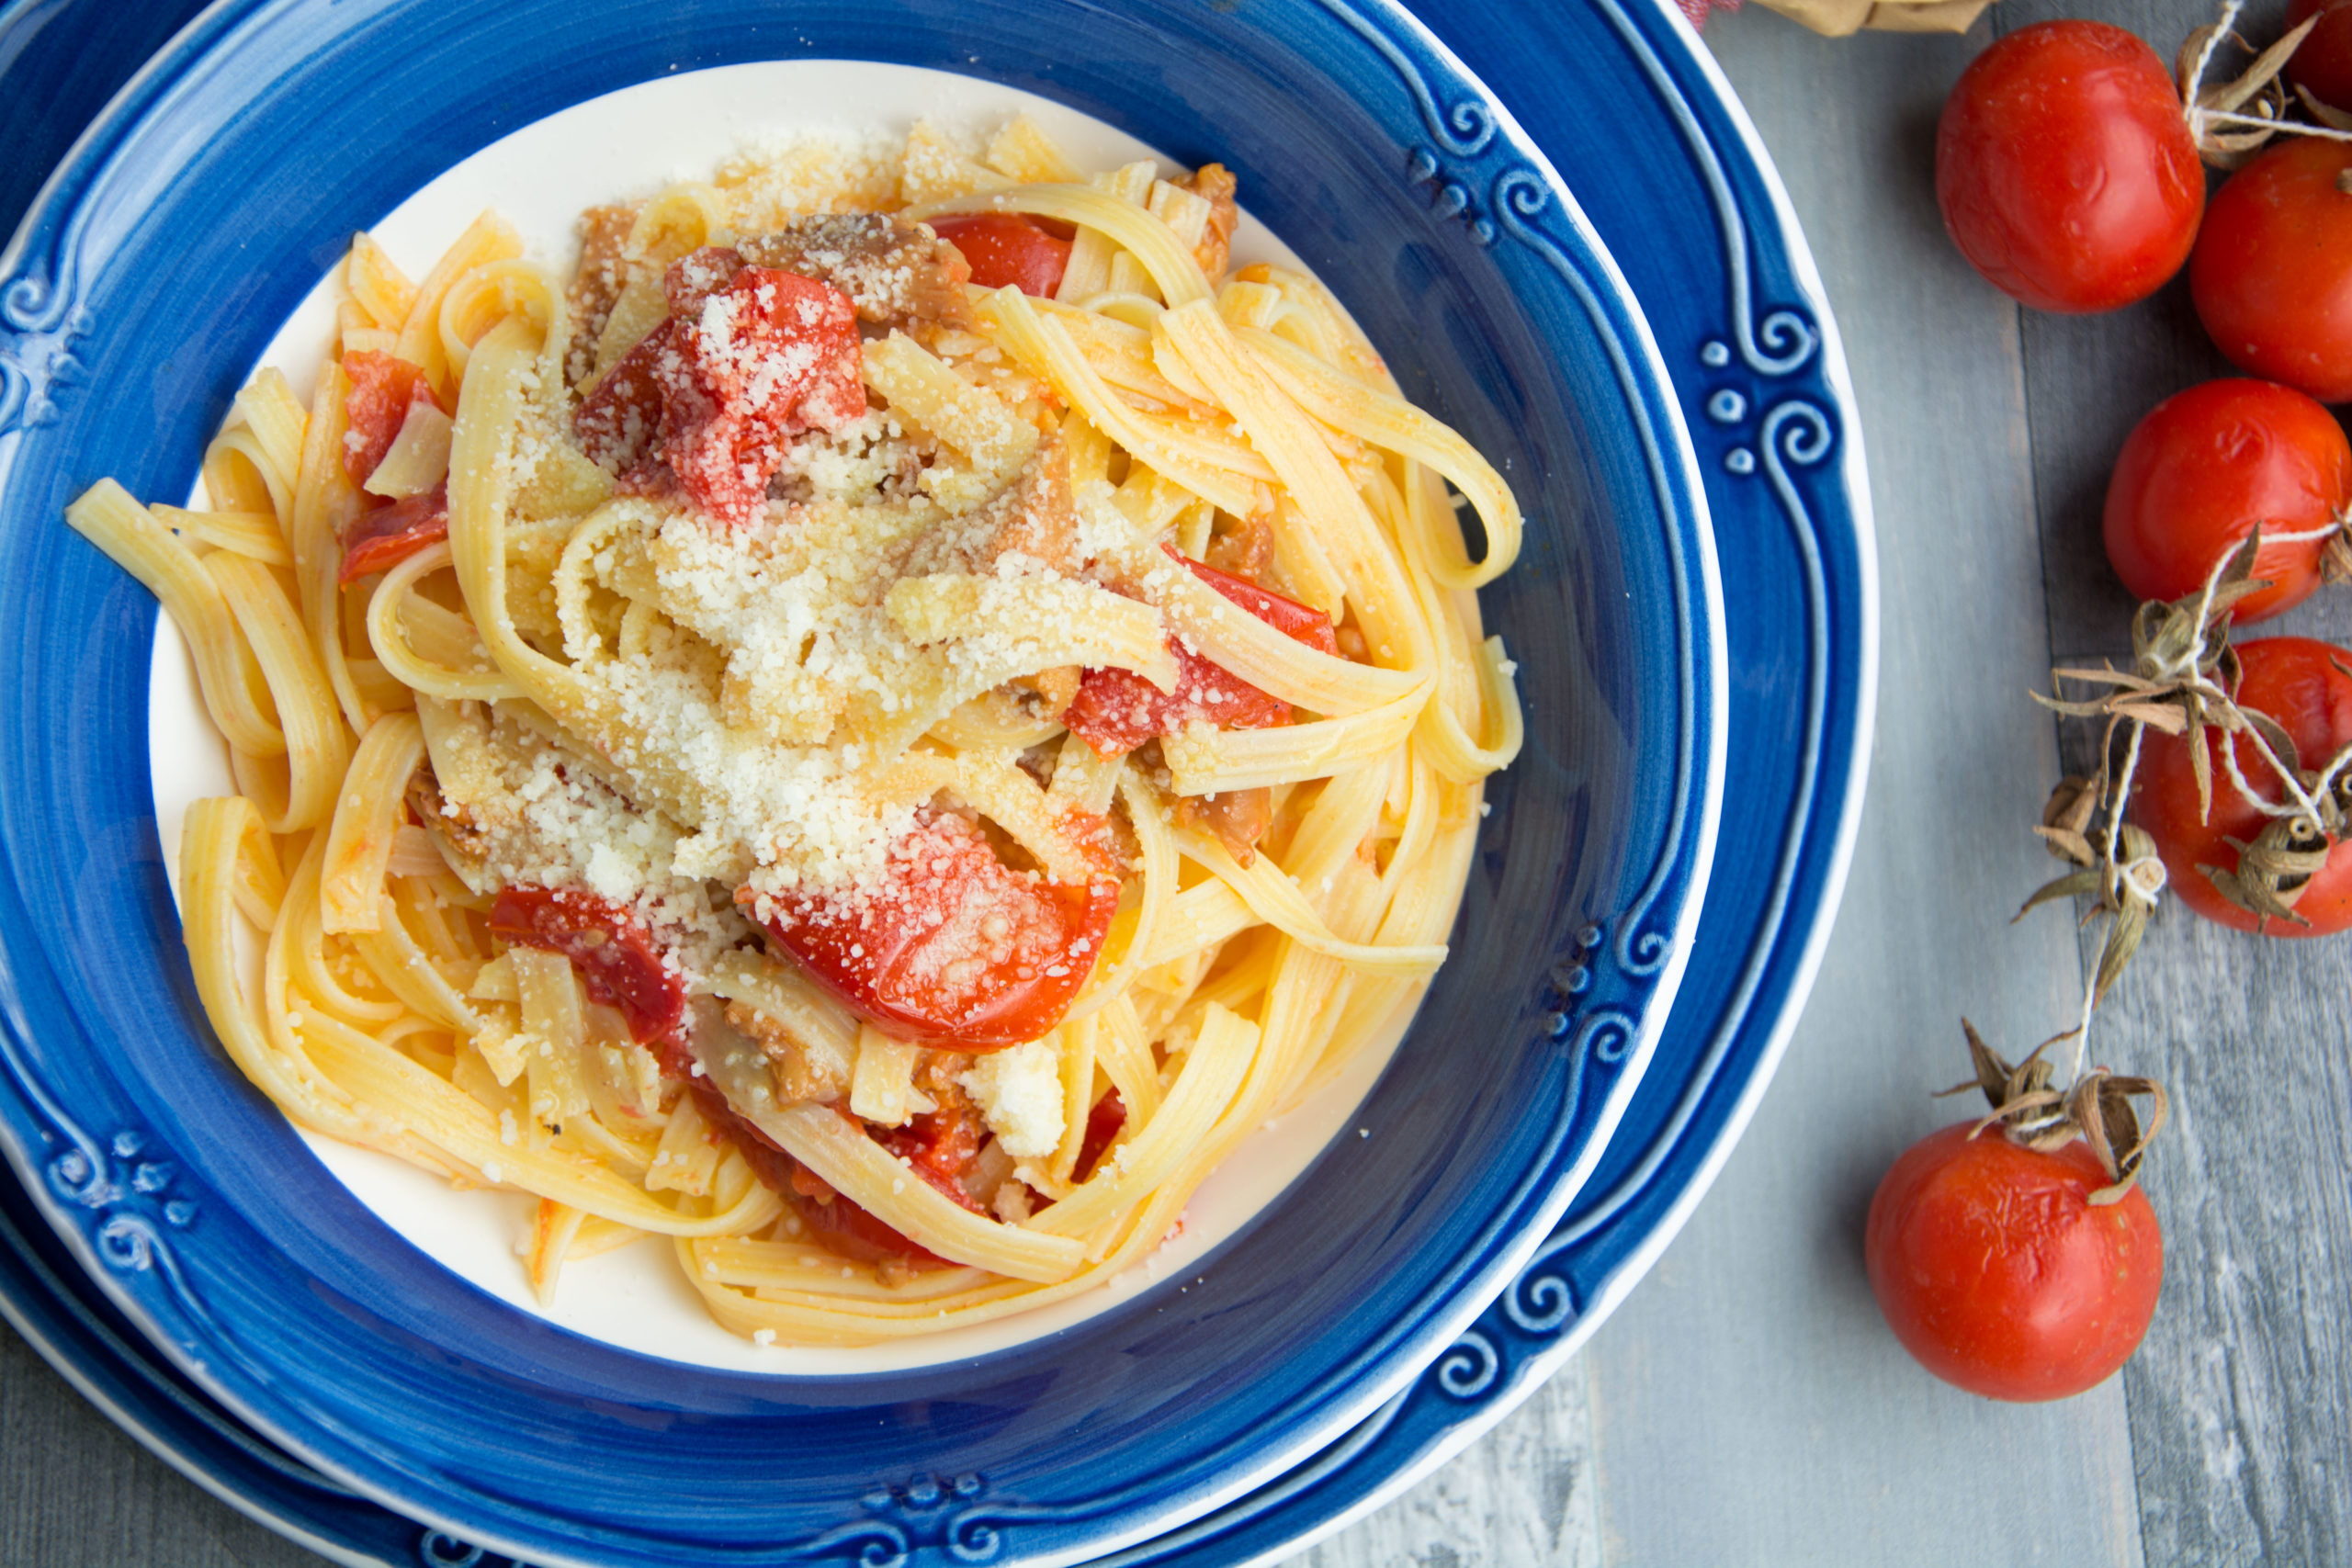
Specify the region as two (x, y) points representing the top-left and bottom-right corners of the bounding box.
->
(66, 118), (1529, 1345)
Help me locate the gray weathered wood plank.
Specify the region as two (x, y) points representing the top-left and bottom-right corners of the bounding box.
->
(1292, 1362), (1601, 1568)
(1995, 1), (2352, 1558)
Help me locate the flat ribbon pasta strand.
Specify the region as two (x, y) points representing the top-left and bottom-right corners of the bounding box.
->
(910, 184), (1212, 309)
(1240, 326), (1521, 589)
(63, 482), (282, 758)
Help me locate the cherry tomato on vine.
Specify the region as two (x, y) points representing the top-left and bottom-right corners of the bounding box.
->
(2103, 378), (2350, 622)
(1936, 21), (2203, 314)
(2191, 138), (2352, 403)
(2132, 636), (2352, 934)
(2288, 0), (2352, 113)
(1865, 1122), (2163, 1402)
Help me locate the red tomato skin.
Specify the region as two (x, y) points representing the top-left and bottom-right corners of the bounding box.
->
(340, 351), (441, 484)
(571, 253), (865, 524)
(2102, 378), (2348, 622)
(486, 886), (685, 1043)
(1866, 1122), (2162, 1403)
(1935, 22), (2203, 314)
(2288, 0), (2352, 113)
(1064, 555), (1340, 757)
(337, 484), (450, 584)
(745, 811), (1120, 1051)
(2131, 636), (2352, 934)
(2191, 139), (2352, 403)
(929, 214), (1072, 297)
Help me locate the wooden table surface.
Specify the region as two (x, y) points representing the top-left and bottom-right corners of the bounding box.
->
(5, 1), (2346, 1563)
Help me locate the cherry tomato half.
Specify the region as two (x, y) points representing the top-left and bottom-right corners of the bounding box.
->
(2191, 138), (2352, 403)
(2103, 378), (2349, 622)
(928, 214), (1073, 298)
(744, 809), (1119, 1050)
(486, 886), (685, 1043)
(1866, 1122), (2163, 1402)
(2288, 0), (2352, 112)
(2132, 636), (2352, 933)
(1936, 21), (2203, 314)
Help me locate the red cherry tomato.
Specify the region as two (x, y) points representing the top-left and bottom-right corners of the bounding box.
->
(744, 809), (1119, 1050)
(1064, 554), (1340, 757)
(486, 886), (685, 1043)
(2132, 636), (2352, 933)
(572, 252), (865, 525)
(928, 214), (1073, 297)
(2288, 0), (2352, 112)
(1935, 21), (2203, 314)
(2191, 138), (2352, 402)
(2103, 378), (2349, 622)
(340, 350), (441, 484)
(1866, 1122), (2163, 1402)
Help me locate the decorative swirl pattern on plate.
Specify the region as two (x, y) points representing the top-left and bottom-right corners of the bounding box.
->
(0, 205), (92, 437)
(766, 1472), (1103, 1565)
(1592, 0), (1818, 378)
(1406, 0), (1847, 1451)
(1433, 1329), (1498, 1400)
(1312, 0), (1494, 156)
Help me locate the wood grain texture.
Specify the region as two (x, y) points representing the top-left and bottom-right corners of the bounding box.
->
(1993, 2), (2352, 1560)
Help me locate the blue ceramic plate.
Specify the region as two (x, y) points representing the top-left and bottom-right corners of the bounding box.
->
(0, 0), (1729, 1563)
(0, 1), (1875, 1562)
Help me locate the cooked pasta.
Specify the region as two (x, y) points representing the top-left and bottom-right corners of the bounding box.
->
(69, 117), (1523, 1346)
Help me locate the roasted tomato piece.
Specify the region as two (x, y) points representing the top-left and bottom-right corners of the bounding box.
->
(341, 351), (441, 484)
(337, 483), (449, 584)
(791, 1110), (988, 1269)
(1064, 554), (1339, 756)
(572, 257), (865, 525)
(929, 213), (1074, 298)
(876, 1077), (989, 1190)
(742, 810), (1119, 1051)
(574, 318), (678, 478)
(486, 886), (684, 1044)
(662, 264), (865, 525)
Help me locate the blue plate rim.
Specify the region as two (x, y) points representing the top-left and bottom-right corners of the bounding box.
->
(0, 0), (1729, 1562)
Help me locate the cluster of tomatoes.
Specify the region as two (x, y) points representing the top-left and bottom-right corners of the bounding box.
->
(1866, 9), (2352, 1409)
(1935, 13), (2352, 931)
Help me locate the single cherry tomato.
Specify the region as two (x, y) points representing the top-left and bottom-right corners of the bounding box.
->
(2288, 0), (2352, 112)
(928, 214), (1072, 297)
(744, 809), (1119, 1050)
(2191, 138), (2352, 402)
(1064, 553), (1340, 757)
(1866, 1122), (2163, 1402)
(337, 483), (449, 584)
(2103, 378), (2349, 622)
(2132, 636), (2352, 933)
(1935, 21), (2203, 314)
(486, 886), (685, 1043)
